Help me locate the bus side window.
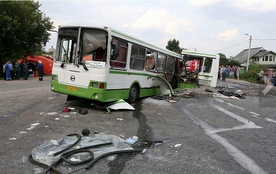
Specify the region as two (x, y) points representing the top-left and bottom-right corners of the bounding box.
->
(203, 58), (212, 73)
(110, 38), (127, 68)
(130, 45), (146, 70)
(145, 56), (155, 71)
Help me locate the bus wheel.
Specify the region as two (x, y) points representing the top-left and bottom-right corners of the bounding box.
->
(128, 84), (139, 104)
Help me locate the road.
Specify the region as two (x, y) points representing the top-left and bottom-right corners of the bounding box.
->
(0, 76), (275, 174)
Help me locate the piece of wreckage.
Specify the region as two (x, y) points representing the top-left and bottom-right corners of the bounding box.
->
(29, 130), (168, 174)
(211, 88), (246, 99)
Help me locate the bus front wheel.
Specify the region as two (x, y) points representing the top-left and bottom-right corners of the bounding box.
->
(128, 84), (139, 104)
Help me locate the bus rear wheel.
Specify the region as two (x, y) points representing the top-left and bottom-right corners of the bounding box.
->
(128, 84), (139, 104)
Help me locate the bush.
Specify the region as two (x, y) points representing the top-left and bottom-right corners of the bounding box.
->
(240, 64), (266, 83)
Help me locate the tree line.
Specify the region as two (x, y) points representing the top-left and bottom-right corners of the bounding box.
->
(0, 1), (54, 77)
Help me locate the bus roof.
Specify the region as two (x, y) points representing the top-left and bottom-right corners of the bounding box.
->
(181, 50), (218, 58)
(58, 25), (183, 59)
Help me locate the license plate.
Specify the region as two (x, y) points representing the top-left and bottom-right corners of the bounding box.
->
(66, 86), (78, 91)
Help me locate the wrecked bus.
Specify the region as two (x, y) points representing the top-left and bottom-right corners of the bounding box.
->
(181, 50), (220, 87)
(51, 26), (184, 103)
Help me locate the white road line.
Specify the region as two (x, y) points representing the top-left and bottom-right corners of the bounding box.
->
(265, 118), (276, 123)
(181, 107), (267, 174)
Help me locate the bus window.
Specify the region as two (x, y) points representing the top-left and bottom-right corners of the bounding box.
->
(165, 56), (175, 73)
(110, 38), (127, 68)
(81, 29), (107, 63)
(130, 45), (146, 70)
(203, 58), (213, 73)
(145, 50), (156, 71)
(156, 53), (166, 72)
(58, 38), (77, 63)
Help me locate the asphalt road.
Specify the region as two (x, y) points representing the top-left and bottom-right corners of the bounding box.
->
(0, 76), (275, 174)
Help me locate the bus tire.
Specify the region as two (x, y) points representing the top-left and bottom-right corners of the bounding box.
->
(128, 84), (139, 104)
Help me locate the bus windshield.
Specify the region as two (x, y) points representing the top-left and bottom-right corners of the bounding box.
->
(56, 27), (107, 64)
(81, 29), (107, 62)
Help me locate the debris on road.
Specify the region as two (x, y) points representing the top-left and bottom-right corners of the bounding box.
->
(29, 132), (142, 173)
(124, 136), (138, 145)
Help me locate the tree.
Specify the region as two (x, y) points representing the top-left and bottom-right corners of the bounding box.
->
(0, 0), (54, 77)
(166, 39), (180, 53)
(218, 53), (240, 67)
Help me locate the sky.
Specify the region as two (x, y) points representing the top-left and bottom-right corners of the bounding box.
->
(39, 0), (276, 58)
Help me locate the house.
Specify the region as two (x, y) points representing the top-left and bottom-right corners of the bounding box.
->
(233, 47), (276, 69)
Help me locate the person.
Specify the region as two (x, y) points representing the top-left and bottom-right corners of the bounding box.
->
(14, 62), (21, 80)
(37, 60), (43, 81)
(221, 65), (227, 81)
(4, 60), (12, 81)
(218, 66), (221, 79)
(236, 66), (241, 80)
(23, 62), (29, 80)
(3, 64), (6, 80)
(233, 66), (237, 79)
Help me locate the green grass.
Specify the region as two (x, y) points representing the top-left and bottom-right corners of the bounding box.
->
(178, 83), (198, 89)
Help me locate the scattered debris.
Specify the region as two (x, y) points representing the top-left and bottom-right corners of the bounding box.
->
(91, 99), (135, 113)
(9, 137), (17, 141)
(124, 136), (138, 145)
(50, 140), (59, 145)
(119, 134), (125, 138)
(78, 109), (88, 115)
(94, 131), (99, 134)
(47, 112), (58, 115)
(29, 132), (138, 173)
(174, 144), (182, 147)
(27, 123), (40, 131)
(81, 128), (90, 136)
(106, 99), (135, 111)
(62, 107), (71, 112)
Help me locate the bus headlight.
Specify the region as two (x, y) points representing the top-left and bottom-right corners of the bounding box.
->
(51, 85), (54, 90)
(91, 82), (98, 88)
(94, 93), (98, 99)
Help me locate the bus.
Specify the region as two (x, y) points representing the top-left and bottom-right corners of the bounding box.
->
(51, 26), (184, 103)
(181, 50), (220, 87)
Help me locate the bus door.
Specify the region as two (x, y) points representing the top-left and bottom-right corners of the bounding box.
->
(198, 55), (219, 87)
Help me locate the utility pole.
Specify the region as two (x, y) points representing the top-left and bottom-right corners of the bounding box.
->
(245, 34), (252, 71)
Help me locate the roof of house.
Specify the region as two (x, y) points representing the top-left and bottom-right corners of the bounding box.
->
(233, 47), (265, 63)
(254, 50), (276, 57)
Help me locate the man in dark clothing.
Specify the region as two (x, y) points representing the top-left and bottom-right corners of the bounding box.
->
(37, 60), (43, 81)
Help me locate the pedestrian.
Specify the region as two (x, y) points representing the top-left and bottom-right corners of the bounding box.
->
(218, 66), (221, 80)
(234, 66), (237, 79)
(14, 62), (21, 80)
(23, 62), (29, 80)
(37, 60), (43, 81)
(226, 65), (231, 79)
(221, 65), (227, 81)
(236, 66), (240, 80)
(3, 64), (6, 80)
(4, 60), (12, 81)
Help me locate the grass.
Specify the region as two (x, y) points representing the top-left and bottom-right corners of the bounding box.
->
(178, 82), (198, 89)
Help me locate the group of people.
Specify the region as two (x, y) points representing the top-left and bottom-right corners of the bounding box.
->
(258, 68), (276, 86)
(218, 65), (241, 81)
(3, 60), (43, 81)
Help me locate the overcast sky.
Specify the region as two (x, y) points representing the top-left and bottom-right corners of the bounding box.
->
(39, 0), (276, 58)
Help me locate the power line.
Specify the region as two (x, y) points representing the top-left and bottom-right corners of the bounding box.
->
(208, 40), (248, 52)
(253, 39), (276, 41)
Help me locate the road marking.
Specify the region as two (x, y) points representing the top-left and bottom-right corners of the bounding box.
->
(265, 118), (276, 123)
(227, 102), (245, 110)
(181, 106), (267, 174)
